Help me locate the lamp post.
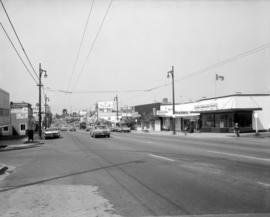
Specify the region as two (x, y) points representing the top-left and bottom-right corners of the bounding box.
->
(167, 66), (176, 135)
(38, 63), (47, 138)
(114, 94), (119, 122)
(44, 95), (49, 129)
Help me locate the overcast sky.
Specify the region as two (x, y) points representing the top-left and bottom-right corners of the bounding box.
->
(1, 0), (270, 113)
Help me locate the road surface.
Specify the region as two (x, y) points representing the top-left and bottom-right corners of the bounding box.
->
(0, 131), (269, 217)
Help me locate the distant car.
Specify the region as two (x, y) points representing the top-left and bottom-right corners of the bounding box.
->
(69, 127), (76, 132)
(60, 125), (68, 131)
(120, 126), (131, 133)
(90, 125), (110, 138)
(44, 127), (61, 139)
(111, 126), (121, 132)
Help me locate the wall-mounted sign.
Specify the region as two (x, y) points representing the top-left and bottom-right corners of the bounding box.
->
(98, 101), (114, 109)
(194, 103), (218, 111)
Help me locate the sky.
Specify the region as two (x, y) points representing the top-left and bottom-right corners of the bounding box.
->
(1, 0), (270, 114)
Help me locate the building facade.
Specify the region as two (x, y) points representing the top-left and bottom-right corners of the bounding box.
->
(134, 103), (161, 130)
(156, 94), (270, 133)
(0, 88), (11, 136)
(10, 102), (33, 136)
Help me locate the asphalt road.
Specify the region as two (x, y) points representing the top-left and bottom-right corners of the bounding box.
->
(0, 131), (269, 217)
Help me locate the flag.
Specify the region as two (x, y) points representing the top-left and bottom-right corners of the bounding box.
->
(216, 74), (224, 81)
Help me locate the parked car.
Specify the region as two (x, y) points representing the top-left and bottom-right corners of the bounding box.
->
(90, 125), (110, 138)
(111, 126), (121, 132)
(44, 127), (61, 139)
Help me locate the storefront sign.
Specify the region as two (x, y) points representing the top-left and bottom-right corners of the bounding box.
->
(98, 101), (114, 109)
(194, 103), (218, 111)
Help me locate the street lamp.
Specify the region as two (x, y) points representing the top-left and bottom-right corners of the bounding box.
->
(114, 94), (119, 122)
(38, 63), (47, 138)
(167, 66), (176, 135)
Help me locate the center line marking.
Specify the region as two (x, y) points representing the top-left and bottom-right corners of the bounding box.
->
(207, 151), (270, 163)
(149, 154), (175, 162)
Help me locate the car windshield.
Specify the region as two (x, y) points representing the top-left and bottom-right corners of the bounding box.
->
(96, 126), (107, 129)
(46, 128), (58, 131)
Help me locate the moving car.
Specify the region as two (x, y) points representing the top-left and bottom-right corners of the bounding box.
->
(120, 126), (131, 133)
(44, 127), (61, 139)
(90, 125), (110, 138)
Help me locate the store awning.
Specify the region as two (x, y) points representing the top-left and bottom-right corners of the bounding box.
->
(192, 107), (262, 114)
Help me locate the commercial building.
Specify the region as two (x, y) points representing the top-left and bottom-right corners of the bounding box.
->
(10, 102), (33, 136)
(0, 88), (11, 136)
(156, 94), (270, 133)
(134, 103), (161, 131)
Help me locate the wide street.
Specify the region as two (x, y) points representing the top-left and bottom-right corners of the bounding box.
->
(0, 131), (270, 217)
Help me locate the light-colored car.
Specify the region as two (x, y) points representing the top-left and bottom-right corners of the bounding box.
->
(120, 126), (131, 133)
(44, 127), (61, 139)
(90, 125), (110, 138)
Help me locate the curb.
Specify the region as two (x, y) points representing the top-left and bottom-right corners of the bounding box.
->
(0, 141), (44, 152)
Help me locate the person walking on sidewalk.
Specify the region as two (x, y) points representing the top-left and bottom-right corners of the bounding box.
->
(28, 116), (35, 142)
(234, 123), (240, 137)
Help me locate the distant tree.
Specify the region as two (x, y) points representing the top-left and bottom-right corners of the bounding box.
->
(62, 109), (68, 116)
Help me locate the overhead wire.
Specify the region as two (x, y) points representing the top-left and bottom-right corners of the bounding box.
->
(70, 0), (113, 92)
(0, 0), (39, 80)
(66, 0), (95, 91)
(0, 22), (38, 84)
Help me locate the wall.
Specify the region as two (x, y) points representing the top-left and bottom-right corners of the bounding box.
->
(0, 89), (11, 136)
(252, 96), (270, 131)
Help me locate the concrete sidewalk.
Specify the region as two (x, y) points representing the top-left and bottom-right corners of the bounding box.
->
(132, 130), (270, 139)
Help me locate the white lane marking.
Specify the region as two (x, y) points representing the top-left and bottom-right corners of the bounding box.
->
(258, 182), (270, 188)
(149, 154), (175, 162)
(207, 151), (270, 163)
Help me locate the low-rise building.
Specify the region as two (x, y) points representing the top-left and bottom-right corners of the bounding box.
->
(156, 94), (270, 133)
(10, 102), (33, 136)
(0, 88), (11, 136)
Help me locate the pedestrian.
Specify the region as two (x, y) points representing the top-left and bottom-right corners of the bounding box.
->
(28, 116), (35, 142)
(234, 123), (240, 137)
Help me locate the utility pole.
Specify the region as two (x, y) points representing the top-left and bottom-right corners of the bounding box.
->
(44, 95), (49, 129)
(167, 66), (176, 135)
(38, 63), (47, 138)
(114, 94), (119, 122)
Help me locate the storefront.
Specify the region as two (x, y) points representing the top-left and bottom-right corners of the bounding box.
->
(193, 94), (267, 133)
(157, 103), (200, 132)
(156, 94), (270, 133)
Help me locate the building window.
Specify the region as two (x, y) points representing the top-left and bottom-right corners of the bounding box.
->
(235, 112), (252, 128)
(3, 126), (9, 132)
(202, 114), (214, 128)
(20, 124), (26, 131)
(215, 113), (233, 128)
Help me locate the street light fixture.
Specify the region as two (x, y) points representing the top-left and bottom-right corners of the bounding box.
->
(167, 66), (176, 135)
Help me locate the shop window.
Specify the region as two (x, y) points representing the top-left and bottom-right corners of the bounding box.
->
(235, 112), (252, 128)
(215, 113), (233, 128)
(202, 114), (214, 128)
(20, 124), (26, 131)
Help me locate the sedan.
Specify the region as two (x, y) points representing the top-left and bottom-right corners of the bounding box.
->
(44, 127), (61, 139)
(90, 125), (110, 138)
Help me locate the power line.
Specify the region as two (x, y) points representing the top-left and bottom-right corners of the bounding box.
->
(0, 0), (38, 80)
(66, 0), (95, 91)
(71, 0), (113, 92)
(145, 42), (270, 93)
(0, 22), (38, 84)
(175, 42), (270, 83)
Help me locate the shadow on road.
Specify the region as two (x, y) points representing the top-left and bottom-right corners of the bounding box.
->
(0, 160), (145, 193)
